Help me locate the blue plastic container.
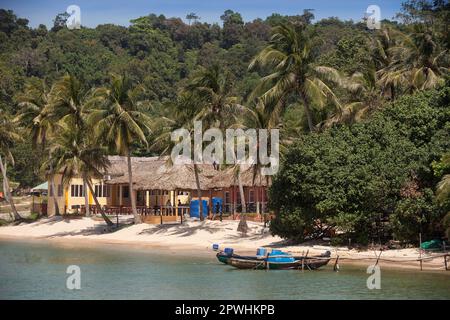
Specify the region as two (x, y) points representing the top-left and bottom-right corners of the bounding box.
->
(212, 244), (219, 251)
(224, 247), (234, 256)
(256, 248), (267, 256)
(189, 199), (209, 218)
(267, 250), (294, 263)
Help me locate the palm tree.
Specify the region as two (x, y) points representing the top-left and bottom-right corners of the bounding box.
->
(185, 65), (239, 219)
(230, 98), (284, 232)
(249, 22), (343, 132)
(45, 122), (114, 226)
(320, 66), (383, 128)
(0, 112), (23, 221)
(186, 64), (238, 130)
(371, 27), (403, 100)
(47, 75), (94, 216)
(89, 74), (152, 224)
(382, 25), (448, 93)
(151, 93), (207, 220)
(16, 78), (62, 216)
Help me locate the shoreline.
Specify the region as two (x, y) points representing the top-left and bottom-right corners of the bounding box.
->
(0, 217), (449, 273)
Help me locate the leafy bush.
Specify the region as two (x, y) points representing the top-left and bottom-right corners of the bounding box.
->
(269, 87), (450, 243)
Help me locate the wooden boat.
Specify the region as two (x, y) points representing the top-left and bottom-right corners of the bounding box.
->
(216, 252), (261, 264)
(218, 250), (331, 270)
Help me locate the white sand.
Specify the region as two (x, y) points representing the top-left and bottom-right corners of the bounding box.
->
(0, 217), (448, 271)
(0, 216), (283, 251)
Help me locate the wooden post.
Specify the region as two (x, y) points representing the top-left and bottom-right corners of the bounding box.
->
(302, 250), (309, 271)
(175, 189), (178, 221)
(444, 255), (448, 271)
(419, 233), (423, 271)
(375, 250), (382, 266)
(119, 185), (123, 206)
(333, 255), (340, 272)
(256, 186), (260, 218)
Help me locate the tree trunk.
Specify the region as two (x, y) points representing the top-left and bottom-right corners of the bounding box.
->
(83, 178), (90, 217)
(193, 163), (203, 221)
(0, 155), (22, 221)
(86, 179), (114, 226)
(237, 167), (247, 213)
(301, 94), (315, 132)
(127, 152), (139, 224)
(48, 156), (60, 216)
(236, 166), (248, 236)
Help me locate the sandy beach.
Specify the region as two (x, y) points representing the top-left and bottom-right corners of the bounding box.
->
(0, 216), (448, 272)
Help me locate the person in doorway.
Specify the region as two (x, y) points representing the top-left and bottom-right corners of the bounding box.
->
(215, 202), (222, 222)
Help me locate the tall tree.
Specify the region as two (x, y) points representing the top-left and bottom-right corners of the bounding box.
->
(151, 93), (207, 220)
(16, 79), (62, 216)
(89, 74), (152, 224)
(45, 122), (114, 226)
(0, 112), (22, 220)
(249, 22), (343, 132)
(380, 26), (448, 94)
(45, 75), (93, 216)
(186, 65), (238, 219)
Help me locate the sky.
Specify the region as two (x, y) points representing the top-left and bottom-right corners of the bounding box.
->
(1, 0), (404, 28)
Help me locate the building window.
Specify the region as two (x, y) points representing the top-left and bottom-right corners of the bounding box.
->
(70, 185), (84, 197)
(249, 190), (255, 203)
(224, 191), (231, 204)
(95, 185), (110, 198)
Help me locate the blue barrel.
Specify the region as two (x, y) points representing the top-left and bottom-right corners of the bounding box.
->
(189, 199), (209, 218)
(224, 247), (234, 256)
(212, 244), (219, 251)
(256, 248), (267, 256)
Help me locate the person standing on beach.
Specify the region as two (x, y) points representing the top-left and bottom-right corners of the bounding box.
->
(215, 202), (222, 222)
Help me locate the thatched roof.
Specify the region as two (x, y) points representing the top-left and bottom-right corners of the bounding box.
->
(207, 166), (269, 189)
(104, 156), (269, 190)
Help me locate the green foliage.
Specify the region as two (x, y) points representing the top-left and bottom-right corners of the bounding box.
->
(269, 87), (450, 243)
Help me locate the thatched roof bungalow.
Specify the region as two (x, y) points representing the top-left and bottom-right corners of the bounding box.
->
(103, 156), (270, 214)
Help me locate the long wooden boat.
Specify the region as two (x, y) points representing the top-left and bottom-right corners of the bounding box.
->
(217, 250), (331, 270)
(228, 255), (331, 270)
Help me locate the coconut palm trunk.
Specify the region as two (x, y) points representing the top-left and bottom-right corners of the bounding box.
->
(237, 168), (247, 213)
(86, 179), (114, 226)
(0, 155), (21, 221)
(301, 93), (315, 132)
(48, 153), (60, 216)
(83, 178), (90, 217)
(49, 175), (61, 216)
(193, 163), (204, 221)
(127, 152), (140, 224)
(236, 166), (249, 236)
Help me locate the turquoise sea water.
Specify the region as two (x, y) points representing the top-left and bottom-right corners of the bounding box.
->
(0, 240), (449, 300)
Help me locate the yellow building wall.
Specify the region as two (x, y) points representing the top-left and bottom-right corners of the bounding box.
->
(47, 175), (109, 216)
